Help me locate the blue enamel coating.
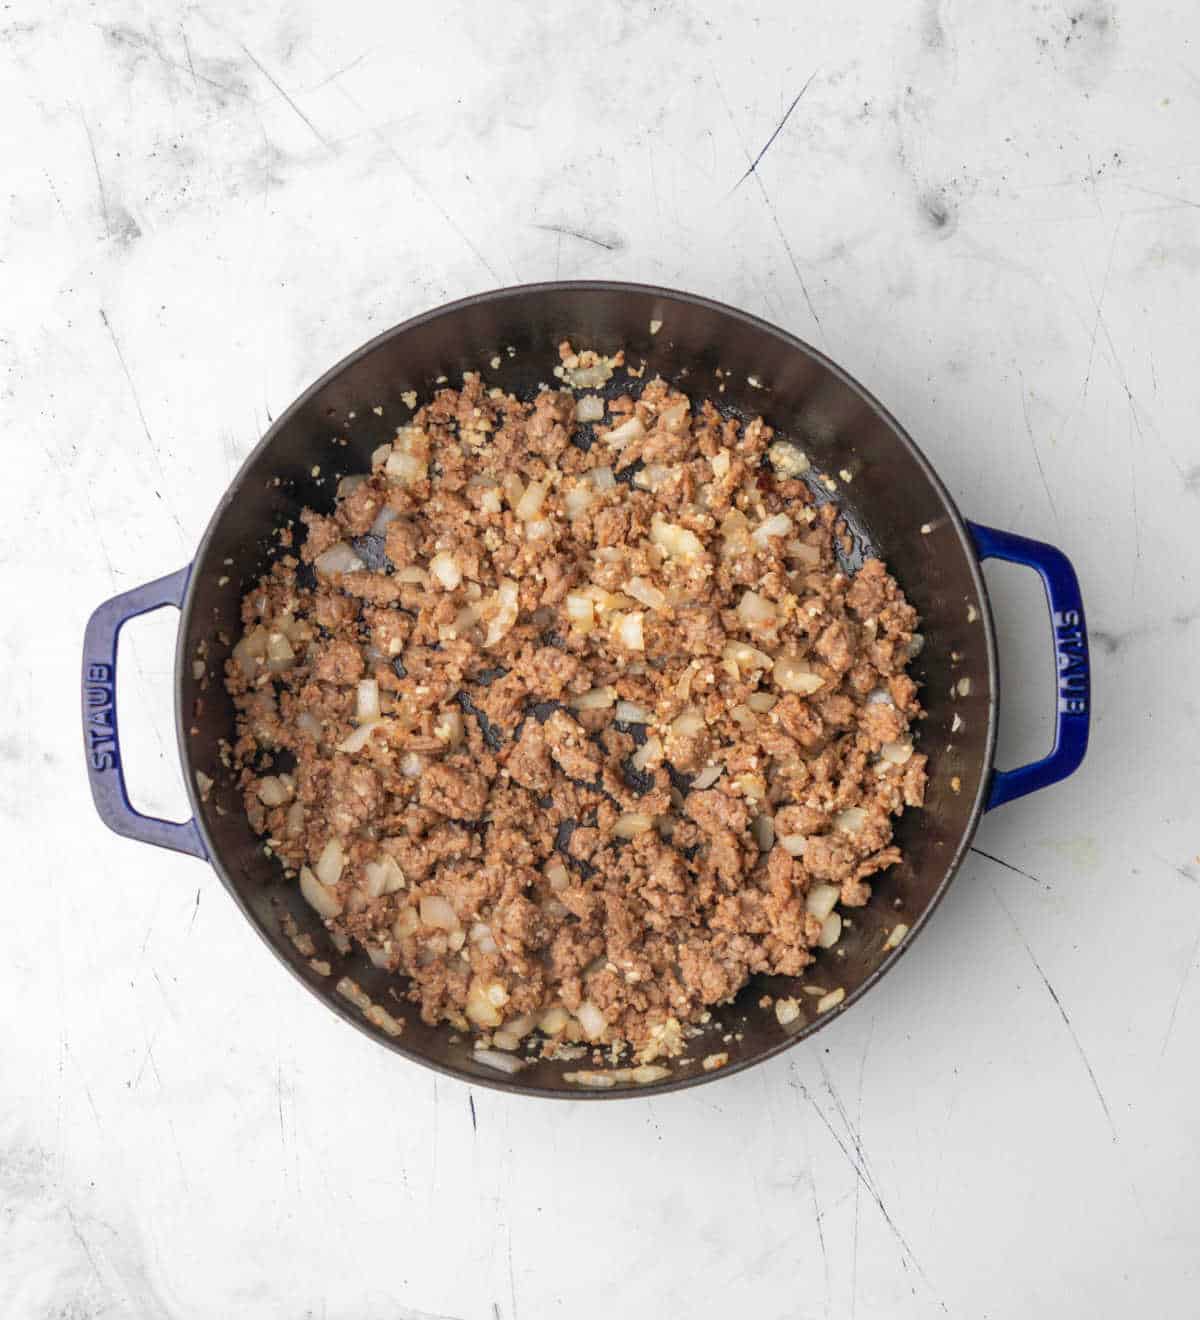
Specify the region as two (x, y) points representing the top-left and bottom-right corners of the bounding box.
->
(968, 523), (1090, 811)
(81, 566), (207, 858)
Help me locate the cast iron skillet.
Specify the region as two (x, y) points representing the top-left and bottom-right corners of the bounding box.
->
(81, 282), (1091, 1098)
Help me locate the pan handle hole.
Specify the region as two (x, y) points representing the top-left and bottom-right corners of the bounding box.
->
(114, 608), (192, 823)
(981, 560), (1056, 771)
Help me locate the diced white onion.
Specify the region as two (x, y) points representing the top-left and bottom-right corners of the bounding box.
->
(883, 923), (910, 951)
(385, 449), (427, 485)
(565, 592), (595, 631)
(650, 515), (704, 560)
(747, 692), (777, 713)
(806, 883), (840, 921)
(774, 654), (824, 694)
(484, 579), (519, 647)
(299, 865), (342, 918)
(256, 776), (290, 807)
(834, 807), (867, 834)
(719, 508), (751, 558)
(670, 707), (705, 736)
(571, 685), (616, 710)
(615, 701), (651, 724)
(369, 505), (400, 537)
(817, 988), (845, 1013)
(775, 997), (802, 1026)
(576, 1000), (607, 1040)
(722, 640), (774, 675)
(266, 632), (295, 670)
(365, 942), (391, 969)
(474, 1049), (526, 1075)
(614, 813), (654, 838)
(336, 722), (380, 753)
(737, 590), (778, 628)
(605, 416), (645, 447)
(539, 1004), (570, 1034)
(434, 708), (464, 747)
(752, 513), (792, 547)
(314, 543), (366, 576)
(628, 1061), (673, 1082)
(624, 576), (667, 610)
(502, 1012), (537, 1041)
(881, 740), (913, 765)
(752, 814), (775, 851)
(515, 480), (548, 522)
(356, 679), (380, 723)
(285, 801), (305, 837)
(428, 551), (462, 590)
(818, 911), (842, 948)
(786, 540), (821, 566)
(364, 855), (406, 897)
(634, 464), (672, 491)
(730, 704), (757, 732)
(779, 834), (808, 857)
(479, 489), (502, 515)
(399, 752), (423, 777)
(691, 764), (723, 790)
(564, 485), (594, 518)
(315, 838), (345, 887)
(614, 611), (644, 651)
(563, 1071), (616, 1088)
(420, 895), (460, 931)
(588, 465), (617, 491)
(469, 922), (499, 955)
(631, 735), (662, 771)
(575, 395), (605, 422)
(565, 361), (612, 388)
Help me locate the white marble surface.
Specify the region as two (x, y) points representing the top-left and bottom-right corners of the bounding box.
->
(3, 1), (1199, 1315)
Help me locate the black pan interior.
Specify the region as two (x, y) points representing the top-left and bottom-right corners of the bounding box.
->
(177, 283), (994, 1097)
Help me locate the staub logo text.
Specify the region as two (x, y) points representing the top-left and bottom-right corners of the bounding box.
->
(85, 661), (118, 771)
(1053, 610), (1087, 716)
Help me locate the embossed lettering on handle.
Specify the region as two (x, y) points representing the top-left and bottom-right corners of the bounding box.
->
(84, 661), (119, 772)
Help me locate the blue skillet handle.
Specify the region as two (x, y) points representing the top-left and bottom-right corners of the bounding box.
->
(82, 566), (207, 859)
(968, 523), (1090, 811)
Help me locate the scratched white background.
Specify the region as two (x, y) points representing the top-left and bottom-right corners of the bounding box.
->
(3, 0), (1199, 1316)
